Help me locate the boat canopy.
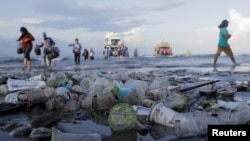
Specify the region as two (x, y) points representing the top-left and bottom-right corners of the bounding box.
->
(156, 40), (171, 49)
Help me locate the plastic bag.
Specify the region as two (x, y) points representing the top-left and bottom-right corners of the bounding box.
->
(48, 47), (60, 60)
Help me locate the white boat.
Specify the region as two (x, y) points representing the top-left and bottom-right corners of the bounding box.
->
(104, 32), (129, 57)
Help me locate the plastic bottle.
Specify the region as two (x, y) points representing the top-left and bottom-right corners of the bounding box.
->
(46, 80), (66, 88)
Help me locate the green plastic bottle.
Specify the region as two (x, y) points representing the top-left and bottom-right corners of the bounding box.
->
(46, 80), (66, 88)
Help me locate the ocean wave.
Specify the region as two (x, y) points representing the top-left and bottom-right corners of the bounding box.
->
(0, 57), (23, 63)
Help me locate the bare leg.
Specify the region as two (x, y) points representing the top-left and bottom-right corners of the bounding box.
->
(44, 61), (47, 67)
(48, 60), (51, 67)
(22, 58), (27, 71)
(229, 55), (236, 65)
(27, 60), (31, 72)
(213, 54), (220, 68)
(43, 54), (47, 67)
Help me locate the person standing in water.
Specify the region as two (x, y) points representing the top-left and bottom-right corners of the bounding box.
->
(38, 32), (56, 67)
(69, 38), (82, 65)
(83, 48), (89, 61)
(213, 19), (237, 68)
(133, 48), (138, 57)
(17, 27), (35, 72)
(89, 48), (94, 60)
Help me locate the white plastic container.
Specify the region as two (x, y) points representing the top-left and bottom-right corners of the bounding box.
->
(149, 102), (176, 127)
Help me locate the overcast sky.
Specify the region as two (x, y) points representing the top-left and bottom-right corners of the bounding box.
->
(0, 0), (250, 57)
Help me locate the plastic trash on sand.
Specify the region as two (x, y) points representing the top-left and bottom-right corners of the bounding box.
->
(124, 87), (144, 105)
(46, 80), (66, 88)
(51, 127), (101, 141)
(7, 78), (46, 91)
(0, 84), (8, 96)
(27, 88), (51, 107)
(4, 91), (20, 103)
(172, 111), (220, 138)
(27, 73), (46, 81)
(55, 87), (71, 100)
(54, 72), (67, 81)
(29, 127), (51, 139)
(110, 85), (131, 102)
(132, 105), (151, 123)
(108, 103), (137, 132)
(80, 78), (94, 93)
(149, 102), (176, 127)
(124, 79), (148, 92)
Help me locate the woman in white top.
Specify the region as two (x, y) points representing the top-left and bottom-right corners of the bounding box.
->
(69, 38), (82, 65)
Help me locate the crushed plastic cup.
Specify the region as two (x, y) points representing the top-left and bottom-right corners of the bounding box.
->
(149, 102), (176, 127)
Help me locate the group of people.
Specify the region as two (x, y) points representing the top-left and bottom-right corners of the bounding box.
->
(17, 19), (238, 72)
(17, 26), (96, 72)
(103, 46), (129, 58)
(68, 38), (95, 65)
(17, 27), (59, 72)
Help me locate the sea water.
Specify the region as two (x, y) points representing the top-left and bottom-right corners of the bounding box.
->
(0, 53), (250, 73)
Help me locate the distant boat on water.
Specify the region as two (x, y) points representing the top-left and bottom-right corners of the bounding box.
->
(154, 40), (173, 56)
(186, 49), (191, 57)
(104, 32), (129, 57)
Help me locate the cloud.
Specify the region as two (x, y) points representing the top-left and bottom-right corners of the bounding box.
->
(29, 0), (142, 31)
(20, 18), (43, 25)
(0, 21), (14, 27)
(229, 9), (250, 37)
(28, 0), (184, 32)
(226, 8), (250, 53)
(123, 27), (143, 42)
(147, 0), (185, 11)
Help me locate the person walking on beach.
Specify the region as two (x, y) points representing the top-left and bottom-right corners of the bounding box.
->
(69, 38), (82, 65)
(83, 48), (89, 61)
(89, 48), (94, 60)
(38, 32), (56, 67)
(213, 19), (237, 68)
(17, 27), (35, 72)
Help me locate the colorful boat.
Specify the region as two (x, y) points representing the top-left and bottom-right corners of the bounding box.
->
(154, 40), (173, 56)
